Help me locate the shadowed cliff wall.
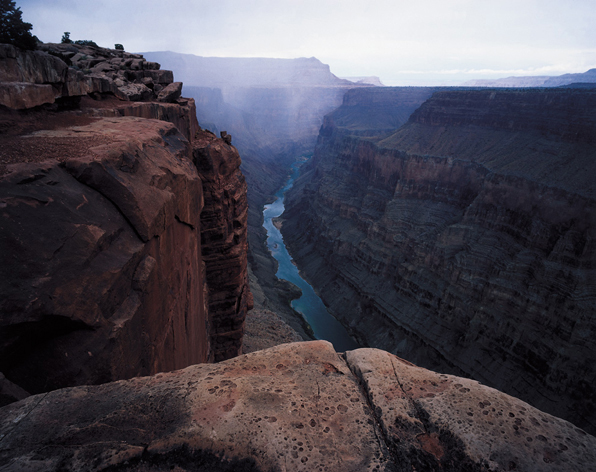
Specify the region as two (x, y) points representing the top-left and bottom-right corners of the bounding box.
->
(283, 87), (596, 434)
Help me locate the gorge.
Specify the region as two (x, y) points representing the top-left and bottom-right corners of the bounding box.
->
(282, 86), (596, 435)
(1, 38), (596, 470)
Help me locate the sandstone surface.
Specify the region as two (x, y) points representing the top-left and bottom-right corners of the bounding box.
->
(1, 341), (594, 471)
(0, 117), (208, 393)
(283, 87), (596, 434)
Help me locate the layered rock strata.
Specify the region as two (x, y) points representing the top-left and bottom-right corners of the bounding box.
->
(0, 43), (250, 393)
(193, 131), (251, 361)
(1, 341), (594, 471)
(283, 88), (596, 434)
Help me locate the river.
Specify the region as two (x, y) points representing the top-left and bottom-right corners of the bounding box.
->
(263, 158), (360, 352)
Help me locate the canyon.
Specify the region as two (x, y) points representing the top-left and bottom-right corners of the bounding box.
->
(1, 39), (596, 470)
(282, 86), (596, 435)
(142, 51), (362, 335)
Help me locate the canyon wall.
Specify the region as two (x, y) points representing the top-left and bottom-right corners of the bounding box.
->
(283, 87), (596, 434)
(0, 43), (250, 393)
(142, 51), (364, 331)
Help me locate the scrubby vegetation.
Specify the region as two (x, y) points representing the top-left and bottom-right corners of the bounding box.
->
(0, 0), (37, 50)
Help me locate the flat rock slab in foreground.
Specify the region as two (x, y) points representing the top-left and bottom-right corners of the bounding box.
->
(0, 341), (594, 471)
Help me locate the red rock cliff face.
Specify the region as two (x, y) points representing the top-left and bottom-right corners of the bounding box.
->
(193, 131), (251, 361)
(283, 88), (596, 434)
(0, 43), (250, 393)
(0, 117), (209, 393)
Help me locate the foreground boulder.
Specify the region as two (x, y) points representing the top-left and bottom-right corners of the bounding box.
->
(0, 341), (593, 471)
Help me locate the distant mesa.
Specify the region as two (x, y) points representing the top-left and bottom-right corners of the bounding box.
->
(140, 51), (355, 89)
(342, 76), (385, 86)
(463, 67), (596, 87)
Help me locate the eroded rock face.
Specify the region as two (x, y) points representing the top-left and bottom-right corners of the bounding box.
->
(0, 42), (174, 110)
(1, 43), (252, 394)
(0, 341), (593, 471)
(0, 117), (208, 393)
(283, 88), (596, 434)
(193, 130), (251, 362)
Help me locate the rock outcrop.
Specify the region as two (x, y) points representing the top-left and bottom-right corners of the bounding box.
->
(1, 341), (594, 471)
(0, 42), (174, 110)
(283, 87), (596, 434)
(0, 43), (250, 393)
(193, 130), (251, 361)
(0, 115), (211, 394)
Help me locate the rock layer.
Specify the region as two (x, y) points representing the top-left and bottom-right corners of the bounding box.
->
(0, 42), (174, 110)
(283, 88), (596, 434)
(1, 341), (594, 471)
(193, 130), (251, 361)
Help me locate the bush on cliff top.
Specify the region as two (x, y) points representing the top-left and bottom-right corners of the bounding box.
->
(0, 0), (37, 50)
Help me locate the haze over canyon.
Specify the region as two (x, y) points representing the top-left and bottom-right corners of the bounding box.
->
(1, 10), (596, 469)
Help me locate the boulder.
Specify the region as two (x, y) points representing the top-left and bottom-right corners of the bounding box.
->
(220, 130), (232, 144)
(0, 341), (594, 471)
(0, 82), (55, 109)
(115, 83), (153, 101)
(157, 81), (183, 103)
(0, 44), (67, 84)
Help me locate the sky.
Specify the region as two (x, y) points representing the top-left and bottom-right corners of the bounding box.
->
(17, 0), (596, 86)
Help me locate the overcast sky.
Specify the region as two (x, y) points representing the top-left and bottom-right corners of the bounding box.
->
(18, 0), (596, 85)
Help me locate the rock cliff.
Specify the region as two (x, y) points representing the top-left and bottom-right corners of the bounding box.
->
(283, 87), (596, 434)
(193, 131), (251, 361)
(142, 52), (365, 332)
(1, 341), (594, 471)
(0, 43), (250, 392)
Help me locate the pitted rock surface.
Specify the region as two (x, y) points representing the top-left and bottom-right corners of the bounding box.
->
(345, 348), (596, 471)
(1, 341), (594, 471)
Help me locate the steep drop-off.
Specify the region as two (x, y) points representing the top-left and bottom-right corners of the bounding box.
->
(143, 52), (363, 332)
(283, 87), (596, 434)
(0, 42), (250, 393)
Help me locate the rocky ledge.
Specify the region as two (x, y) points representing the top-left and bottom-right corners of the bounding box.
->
(0, 341), (594, 471)
(0, 42), (182, 110)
